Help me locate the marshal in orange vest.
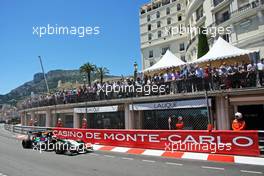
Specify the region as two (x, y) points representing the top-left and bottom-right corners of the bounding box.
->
(232, 112), (246, 131)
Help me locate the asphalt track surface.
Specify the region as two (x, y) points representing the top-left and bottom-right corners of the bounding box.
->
(0, 124), (263, 176)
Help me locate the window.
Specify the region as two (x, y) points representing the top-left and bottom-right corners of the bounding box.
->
(181, 56), (186, 62)
(165, 27), (172, 35)
(147, 15), (151, 22)
(158, 31), (162, 38)
(177, 4), (181, 11)
(179, 24), (183, 32)
(167, 18), (172, 25)
(179, 43), (185, 51)
(216, 10), (230, 24)
(222, 11), (230, 21)
(148, 24), (151, 31)
(157, 21), (161, 28)
(161, 47), (170, 55)
(178, 15), (182, 21)
(150, 61), (155, 66)
(196, 6), (203, 21)
(156, 11), (160, 18)
(148, 33), (152, 41)
(149, 50), (153, 58)
(222, 34), (230, 42)
(166, 7), (170, 15)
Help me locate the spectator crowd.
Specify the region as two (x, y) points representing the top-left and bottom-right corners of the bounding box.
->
(20, 59), (264, 109)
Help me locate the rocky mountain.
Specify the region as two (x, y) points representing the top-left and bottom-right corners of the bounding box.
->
(0, 69), (112, 104)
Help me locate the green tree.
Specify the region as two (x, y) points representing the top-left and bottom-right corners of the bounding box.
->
(197, 28), (209, 58)
(80, 62), (97, 86)
(96, 67), (110, 84)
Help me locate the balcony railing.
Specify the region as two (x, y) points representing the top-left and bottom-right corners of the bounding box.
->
(208, 0), (264, 27)
(140, 0), (176, 15)
(232, 0), (264, 15)
(213, 0), (225, 7)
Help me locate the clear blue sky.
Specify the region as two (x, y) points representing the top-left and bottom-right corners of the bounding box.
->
(0, 0), (149, 94)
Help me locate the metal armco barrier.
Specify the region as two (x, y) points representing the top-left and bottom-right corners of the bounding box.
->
(4, 124), (49, 134)
(4, 124), (11, 132)
(13, 126), (49, 134)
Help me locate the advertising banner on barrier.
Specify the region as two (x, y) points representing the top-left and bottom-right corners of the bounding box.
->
(52, 128), (260, 156)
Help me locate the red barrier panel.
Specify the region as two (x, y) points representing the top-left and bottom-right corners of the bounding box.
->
(52, 128), (260, 157)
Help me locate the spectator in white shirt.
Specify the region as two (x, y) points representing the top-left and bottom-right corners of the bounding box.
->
(257, 59), (264, 86)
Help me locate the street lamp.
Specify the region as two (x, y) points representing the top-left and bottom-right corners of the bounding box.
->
(134, 61), (138, 81)
(83, 75), (88, 127)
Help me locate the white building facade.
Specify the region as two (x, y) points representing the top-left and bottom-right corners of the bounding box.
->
(140, 0), (188, 70)
(140, 0), (264, 69)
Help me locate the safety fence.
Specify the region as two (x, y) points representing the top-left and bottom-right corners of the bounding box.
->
(3, 124), (264, 157)
(19, 69), (263, 110)
(259, 131), (264, 155)
(143, 108), (208, 130)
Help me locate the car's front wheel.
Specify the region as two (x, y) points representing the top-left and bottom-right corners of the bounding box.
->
(55, 141), (65, 154)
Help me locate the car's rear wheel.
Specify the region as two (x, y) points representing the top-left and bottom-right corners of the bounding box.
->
(22, 140), (32, 149)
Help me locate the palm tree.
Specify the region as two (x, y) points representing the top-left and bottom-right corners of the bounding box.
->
(96, 67), (110, 84)
(80, 62), (97, 86)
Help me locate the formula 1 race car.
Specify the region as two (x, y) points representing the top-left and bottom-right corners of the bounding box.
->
(22, 130), (56, 150)
(54, 139), (93, 155)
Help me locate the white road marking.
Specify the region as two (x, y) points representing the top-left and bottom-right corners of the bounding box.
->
(165, 162), (183, 166)
(142, 160), (155, 163)
(121, 157), (134, 160)
(104, 155), (115, 158)
(89, 153), (99, 156)
(201, 166), (225, 171)
(240, 170), (263, 174)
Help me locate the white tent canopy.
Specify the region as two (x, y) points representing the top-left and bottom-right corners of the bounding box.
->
(191, 37), (258, 64)
(144, 50), (186, 72)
